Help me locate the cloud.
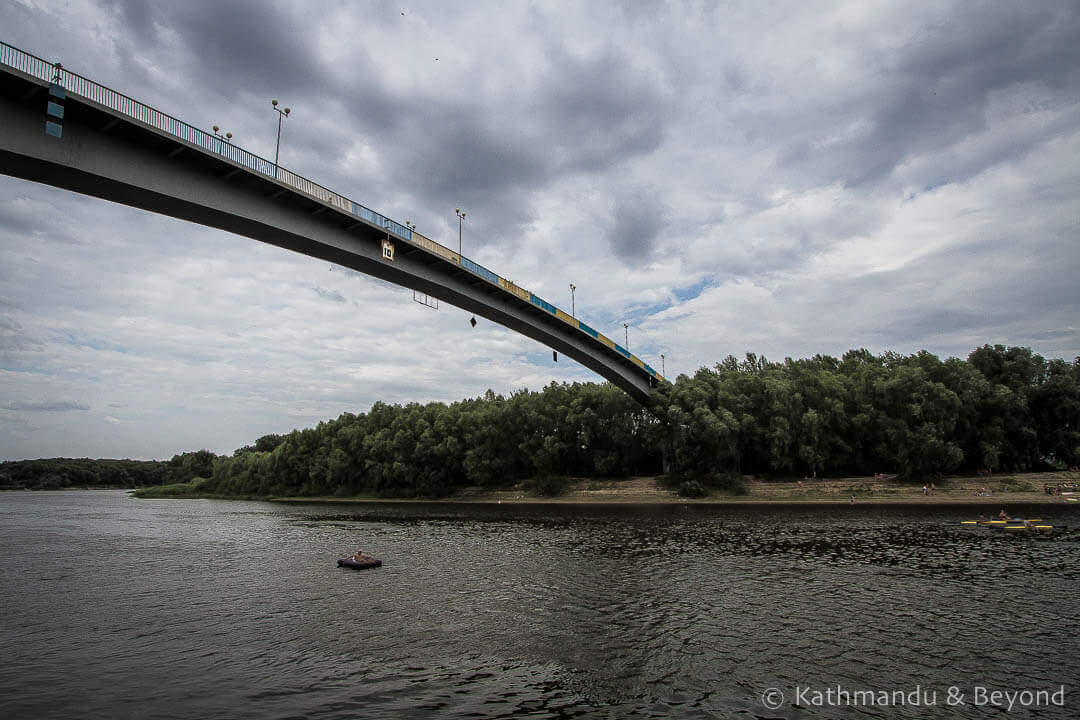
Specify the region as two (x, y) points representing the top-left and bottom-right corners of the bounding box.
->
(3, 399), (90, 412)
(113, 0), (331, 99)
(775, 4), (1080, 189)
(312, 286), (346, 304)
(606, 186), (669, 262)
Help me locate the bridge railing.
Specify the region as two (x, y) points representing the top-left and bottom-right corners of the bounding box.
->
(0, 41), (414, 239)
(0, 40), (664, 384)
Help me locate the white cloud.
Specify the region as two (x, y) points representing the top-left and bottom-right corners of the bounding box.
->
(1, 1), (1078, 459)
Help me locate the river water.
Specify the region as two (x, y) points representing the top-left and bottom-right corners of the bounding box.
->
(1, 490), (1078, 719)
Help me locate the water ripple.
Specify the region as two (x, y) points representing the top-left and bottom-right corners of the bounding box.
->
(1, 493), (1078, 718)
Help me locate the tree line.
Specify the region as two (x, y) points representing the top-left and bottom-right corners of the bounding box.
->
(657, 344), (1079, 488)
(5, 345), (1077, 497)
(202, 344), (1079, 498)
(208, 381), (662, 498)
(0, 451), (214, 490)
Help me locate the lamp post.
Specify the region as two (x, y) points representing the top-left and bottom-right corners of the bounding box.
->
(623, 323), (629, 350)
(660, 353), (665, 375)
(405, 220), (416, 232)
(455, 208), (466, 256)
(271, 99), (290, 168)
(569, 283), (576, 318)
(212, 125), (233, 154)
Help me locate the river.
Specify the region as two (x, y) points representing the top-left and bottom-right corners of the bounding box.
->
(1, 490), (1078, 719)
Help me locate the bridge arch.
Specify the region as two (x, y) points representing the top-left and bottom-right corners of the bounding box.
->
(0, 42), (663, 402)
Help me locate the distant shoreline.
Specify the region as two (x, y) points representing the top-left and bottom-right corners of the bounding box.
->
(268, 495), (1074, 506)
(267, 472), (1080, 507)
(113, 470), (1080, 505)
(268, 496), (1074, 505)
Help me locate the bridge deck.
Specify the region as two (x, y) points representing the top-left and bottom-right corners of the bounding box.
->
(0, 41), (663, 401)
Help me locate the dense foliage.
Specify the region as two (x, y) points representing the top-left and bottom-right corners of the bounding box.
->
(655, 344), (1080, 481)
(198, 344), (1079, 498)
(6, 345), (1078, 498)
(0, 451), (221, 490)
(0, 454), (200, 489)
(206, 383), (662, 498)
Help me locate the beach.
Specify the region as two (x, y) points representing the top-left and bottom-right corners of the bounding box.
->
(270, 471), (1080, 505)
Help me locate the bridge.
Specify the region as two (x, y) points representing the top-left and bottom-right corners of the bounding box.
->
(0, 42), (664, 402)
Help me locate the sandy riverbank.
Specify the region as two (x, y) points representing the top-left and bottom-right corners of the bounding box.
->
(270, 471), (1080, 505)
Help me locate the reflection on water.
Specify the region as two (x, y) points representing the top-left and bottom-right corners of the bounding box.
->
(1, 492), (1078, 719)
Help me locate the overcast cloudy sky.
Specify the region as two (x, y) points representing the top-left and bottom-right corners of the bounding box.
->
(2, 1), (1078, 461)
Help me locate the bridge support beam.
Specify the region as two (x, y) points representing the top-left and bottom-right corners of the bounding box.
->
(0, 66), (654, 402)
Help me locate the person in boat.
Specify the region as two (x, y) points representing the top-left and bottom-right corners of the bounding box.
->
(998, 509), (1010, 521)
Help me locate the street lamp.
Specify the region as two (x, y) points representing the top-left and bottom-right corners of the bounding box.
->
(623, 323), (629, 350)
(455, 208), (466, 256)
(569, 283), (576, 318)
(271, 99), (291, 167)
(660, 353), (665, 375)
(405, 220), (416, 232)
(212, 125), (233, 154)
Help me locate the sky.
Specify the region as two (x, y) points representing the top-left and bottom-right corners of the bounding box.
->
(1, 1), (1079, 461)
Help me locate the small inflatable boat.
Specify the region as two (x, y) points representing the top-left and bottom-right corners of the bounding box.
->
(338, 554), (382, 570)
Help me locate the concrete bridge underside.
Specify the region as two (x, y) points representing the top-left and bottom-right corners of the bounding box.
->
(0, 66), (655, 402)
